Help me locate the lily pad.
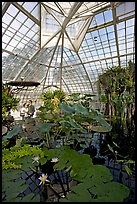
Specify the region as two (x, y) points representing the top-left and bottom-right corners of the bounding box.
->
(2, 125), (21, 141)
(91, 125), (111, 132)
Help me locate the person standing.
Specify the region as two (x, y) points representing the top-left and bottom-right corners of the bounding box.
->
(27, 99), (35, 118)
(20, 103), (29, 121)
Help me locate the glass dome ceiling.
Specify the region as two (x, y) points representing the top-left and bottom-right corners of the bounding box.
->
(2, 2), (135, 103)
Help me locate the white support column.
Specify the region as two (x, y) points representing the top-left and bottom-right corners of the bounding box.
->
(60, 31), (64, 90)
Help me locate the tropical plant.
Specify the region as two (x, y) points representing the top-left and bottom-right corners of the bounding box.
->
(2, 83), (19, 122)
(37, 99), (112, 148)
(97, 61), (135, 160)
(40, 89), (66, 113)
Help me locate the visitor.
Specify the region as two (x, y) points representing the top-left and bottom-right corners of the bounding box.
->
(20, 102), (29, 121)
(27, 99), (35, 118)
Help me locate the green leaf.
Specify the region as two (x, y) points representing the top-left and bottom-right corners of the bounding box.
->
(15, 138), (24, 147)
(68, 120), (86, 132)
(91, 125), (111, 132)
(19, 193), (40, 202)
(91, 181), (130, 202)
(65, 165), (72, 172)
(4, 178), (28, 202)
(20, 156), (34, 171)
(40, 113), (54, 120)
(59, 103), (75, 114)
(73, 103), (89, 115)
(54, 159), (67, 171)
(116, 159), (125, 163)
(125, 165), (132, 175)
(62, 190), (92, 202)
(39, 157), (47, 165)
(62, 178), (129, 202)
(2, 125), (21, 141)
(125, 160), (135, 164)
(99, 119), (112, 131)
(90, 165), (113, 182)
(39, 123), (53, 133)
(68, 176), (129, 202)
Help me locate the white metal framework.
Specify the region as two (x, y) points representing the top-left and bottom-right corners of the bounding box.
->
(2, 2), (135, 105)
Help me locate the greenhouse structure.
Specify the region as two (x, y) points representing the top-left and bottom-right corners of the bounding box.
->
(2, 2), (135, 202)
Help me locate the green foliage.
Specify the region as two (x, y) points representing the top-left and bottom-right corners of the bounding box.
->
(70, 103), (89, 115)
(2, 125), (21, 141)
(99, 94), (107, 103)
(41, 90), (54, 101)
(68, 93), (81, 102)
(125, 165), (132, 176)
(2, 169), (28, 202)
(60, 180), (129, 202)
(2, 144), (44, 170)
(40, 104), (111, 147)
(59, 102), (75, 114)
(38, 89), (112, 145)
(40, 146), (130, 202)
(117, 159), (135, 176)
(98, 62), (135, 112)
(37, 97), (112, 148)
(2, 145), (130, 202)
(2, 83), (20, 121)
(39, 123), (53, 133)
(59, 103), (112, 133)
(91, 125), (111, 132)
(40, 89), (66, 113)
(53, 89), (66, 101)
(17, 193), (40, 202)
(98, 61), (135, 160)
(2, 169), (40, 202)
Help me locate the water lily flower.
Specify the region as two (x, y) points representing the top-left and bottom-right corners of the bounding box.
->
(51, 157), (59, 163)
(61, 195), (65, 198)
(22, 124), (26, 129)
(32, 156), (40, 164)
(38, 173), (50, 185)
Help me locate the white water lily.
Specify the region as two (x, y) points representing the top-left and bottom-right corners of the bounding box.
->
(61, 195), (65, 198)
(32, 156), (40, 164)
(51, 157), (59, 163)
(38, 173), (50, 185)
